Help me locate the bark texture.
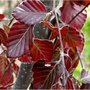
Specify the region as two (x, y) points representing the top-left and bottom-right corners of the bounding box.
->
(13, 63), (33, 89)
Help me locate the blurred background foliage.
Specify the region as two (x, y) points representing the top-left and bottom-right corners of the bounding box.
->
(83, 6), (90, 69)
(0, 0), (90, 80)
(0, 0), (18, 18)
(73, 6), (90, 79)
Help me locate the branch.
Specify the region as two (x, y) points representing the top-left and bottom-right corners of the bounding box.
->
(13, 63), (34, 89)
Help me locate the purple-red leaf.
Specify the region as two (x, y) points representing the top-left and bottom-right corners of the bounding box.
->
(51, 82), (63, 89)
(64, 48), (79, 73)
(61, 1), (87, 30)
(7, 22), (33, 58)
(33, 61), (64, 89)
(0, 28), (8, 46)
(13, 0), (47, 25)
(74, 0), (90, 6)
(31, 39), (54, 62)
(0, 14), (5, 20)
(64, 56), (72, 72)
(61, 26), (84, 52)
(19, 54), (32, 63)
(0, 56), (13, 88)
(66, 77), (74, 89)
(33, 60), (53, 89)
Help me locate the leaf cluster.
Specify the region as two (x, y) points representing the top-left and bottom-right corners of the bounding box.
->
(0, 0), (90, 89)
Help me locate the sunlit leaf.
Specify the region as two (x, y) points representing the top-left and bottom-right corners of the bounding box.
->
(31, 39), (54, 62)
(19, 54), (32, 62)
(64, 48), (79, 73)
(61, 26), (84, 52)
(13, 0), (47, 25)
(7, 22), (33, 58)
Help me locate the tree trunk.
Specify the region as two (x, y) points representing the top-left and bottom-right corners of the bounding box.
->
(13, 63), (33, 89)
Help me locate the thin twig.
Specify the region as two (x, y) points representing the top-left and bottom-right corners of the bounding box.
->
(76, 48), (84, 69)
(8, 17), (14, 26)
(42, 58), (62, 88)
(53, 0), (66, 88)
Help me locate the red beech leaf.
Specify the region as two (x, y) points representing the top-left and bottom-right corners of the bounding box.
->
(33, 60), (53, 89)
(80, 83), (90, 89)
(41, 62), (64, 89)
(64, 56), (72, 71)
(70, 57), (79, 72)
(41, 22), (84, 52)
(0, 67), (13, 88)
(0, 14), (5, 20)
(64, 48), (79, 73)
(61, 1), (87, 30)
(0, 56), (13, 88)
(31, 39), (54, 62)
(51, 82), (63, 90)
(0, 28), (8, 46)
(74, 0), (90, 6)
(12, 62), (19, 76)
(19, 54), (32, 62)
(81, 1), (90, 6)
(61, 26), (84, 52)
(7, 22), (33, 58)
(71, 77), (80, 89)
(33, 60), (64, 89)
(13, 0), (47, 25)
(66, 77), (74, 89)
(0, 56), (9, 77)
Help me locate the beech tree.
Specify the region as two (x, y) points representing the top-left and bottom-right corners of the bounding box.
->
(0, 0), (90, 89)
